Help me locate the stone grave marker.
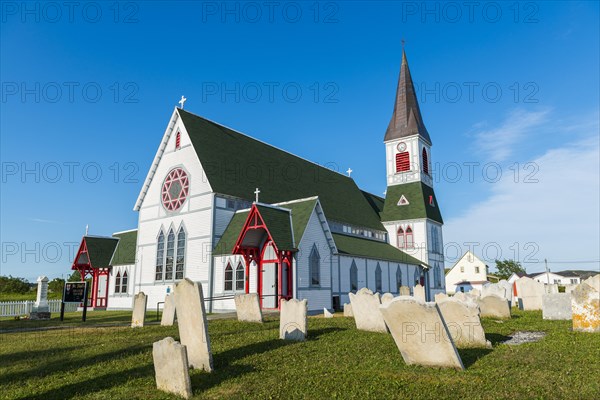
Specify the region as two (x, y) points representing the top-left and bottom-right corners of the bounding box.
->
(545, 284), (559, 294)
(381, 293), (394, 304)
(323, 308), (333, 318)
(482, 283), (506, 299)
(349, 288), (387, 333)
(174, 279), (213, 371)
(399, 286), (410, 296)
(161, 294), (176, 326)
(30, 276), (51, 320)
(131, 292), (147, 328)
(515, 277), (545, 310)
(434, 293), (448, 303)
(343, 303), (353, 317)
(234, 293), (263, 323)
(379, 297), (464, 370)
(478, 295), (511, 319)
(280, 299), (308, 341)
(584, 274), (600, 292)
(153, 337), (193, 399)
(413, 284), (426, 302)
(571, 283), (599, 332)
(437, 298), (490, 348)
(498, 280), (514, 306)
(542, 293), (572, 320)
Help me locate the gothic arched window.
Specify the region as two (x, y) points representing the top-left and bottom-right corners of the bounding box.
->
(397, 227), (405, 248)
(375, 263), (382, 292)
(350, 260), (358, 292)
(175, 227), (186, 280)
(115, 272), (121, 294)
(422, 148), (429, 175)
(155, 230), (165, 281)
(309, 245), (321, 287)
(405, 226), (414, 248)
(235, 262), (245, 291)
(224, 263), (233, 291)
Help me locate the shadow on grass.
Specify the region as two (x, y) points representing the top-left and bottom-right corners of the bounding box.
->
(486, 333), (511, 345)
(0, 345), (82, 367)
(2, 345), (149, 386)
(307, 327), (345, 341)
(16, 364), (154, 400)
(458, 347), (493, 369)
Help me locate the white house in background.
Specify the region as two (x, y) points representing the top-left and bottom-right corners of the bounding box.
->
(445, 251), (489, 294)
(530, 271), (581, 285)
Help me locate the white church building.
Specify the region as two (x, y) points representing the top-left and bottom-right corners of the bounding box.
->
(70, 50), (446, 312)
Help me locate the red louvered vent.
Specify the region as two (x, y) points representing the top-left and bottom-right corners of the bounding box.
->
(396, 152), (410, 172)
(175, 132), (181, 150)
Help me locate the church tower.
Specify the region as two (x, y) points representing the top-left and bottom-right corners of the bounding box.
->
(380, 49), (445, 297)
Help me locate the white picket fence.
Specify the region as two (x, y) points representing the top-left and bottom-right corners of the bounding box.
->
(0, 300), (78, 317)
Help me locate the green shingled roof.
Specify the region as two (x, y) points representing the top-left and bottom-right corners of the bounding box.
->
(256, 205), (294, 251)
(332, 233), (423, 265)
(380, 182), (443, 224)
(110, 230), (137, 266)
(178, 109), (384, 231)
(84, 236), (119, 269)
(214, 198), (318, 256)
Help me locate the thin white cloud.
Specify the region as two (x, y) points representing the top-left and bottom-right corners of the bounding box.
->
(446, 117), (600, 274)
(472, 109), (551, 162)
(28, 218), (59, 224)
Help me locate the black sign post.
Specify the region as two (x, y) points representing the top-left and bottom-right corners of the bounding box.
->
(61, 282), (88, 322)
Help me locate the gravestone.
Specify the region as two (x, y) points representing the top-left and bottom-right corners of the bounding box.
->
(571, 283), (600, 333)
(381, 293), (394, 304)
(584, 274), (600, 292)
(437, 298), (490, 348)
(434, 293), (448, 303)
(153, 337), (193, 399)
(564, 284), (578, 294)
(498, 280), (514, 306)
(515, 277), (545, 310)
(30, 276), (51, 320)
(280, 299), (308, 341)
(161, 294), (176, 326)
(482, 283), (506, 299)
(478, 295), (511, 319)
(343, 303), (353, 317)
(413, 284), (426, 302)
(399, 286), (410, 296)
(542, 293), (572, 320)
(234, 293), (263, 323)
(174, 279), (213, 371)
(379, 297), (464, 370)
(323, 308), (333, 318)
(131, 292), (147, 328)
(469, 288), (481, 298)
(349, 288), (387, 333)
(545, 284), (559, 294)
(453, 292), (468, 303)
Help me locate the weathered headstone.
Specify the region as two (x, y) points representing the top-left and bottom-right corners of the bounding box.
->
(174, 279), (213, 371)
(234, 293), (263, 323)
(399, 286), (410, 296)
(349, 288), (387, 333)
(434, 293), (448, 303)
(437, 298), (490, 348)
(413, 284), (426, 302)
(498, 280), (514, 306)
(323, 308), (333, 318)
(571, 283), (600, 333)
(542, 293), (572, 320)
(30, 276), (50, 320)
(584, 274), (600, 292)
(469, 288), (481, 298)
(379, 297), (464, 370)
(482, 283), (506, 299)
(545, 284), (559, 294)
(515, 277), (545, 310)
(564, 284), (578, 294)
(453, 292), (468, 303)
(161, 294), (176, 326)
(381, 293), (394, 304)
(153, 337), (192, 399)
(478, 295), (511, 319)
(280, 299), (308, 341)
(131, 292), (147, 328)
(343, 303), (353, 317)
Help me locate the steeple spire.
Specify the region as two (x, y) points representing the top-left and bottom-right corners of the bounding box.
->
(384, 49), (431, 144)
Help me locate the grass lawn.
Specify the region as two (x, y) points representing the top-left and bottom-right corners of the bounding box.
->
(1, 309), (599, 399)
(0, 292), (62, 301)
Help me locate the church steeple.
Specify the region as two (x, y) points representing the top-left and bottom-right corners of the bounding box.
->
(384, 50), (431, 144)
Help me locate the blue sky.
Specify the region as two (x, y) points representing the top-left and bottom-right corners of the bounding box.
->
(1, 1), (599, 281)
